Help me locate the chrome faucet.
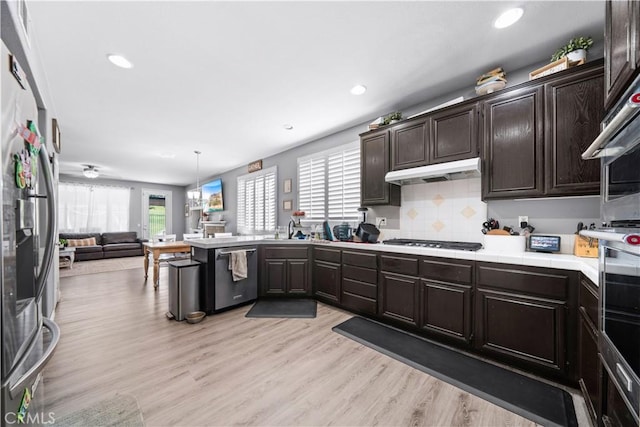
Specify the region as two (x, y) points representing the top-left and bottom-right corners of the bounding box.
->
(288, 219), (295, 239)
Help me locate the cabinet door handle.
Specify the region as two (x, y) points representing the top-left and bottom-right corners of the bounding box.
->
(627, 23), (631, 63)
(616, 362), (633, 392)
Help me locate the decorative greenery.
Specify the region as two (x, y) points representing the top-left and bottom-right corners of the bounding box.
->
(59, 238), (68, 247)
(551, 36), (593, 62)
(381, 111), (403, 125)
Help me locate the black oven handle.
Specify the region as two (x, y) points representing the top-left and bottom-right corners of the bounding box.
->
(582, 90), (640, 159)
(580, 229), (640, 246)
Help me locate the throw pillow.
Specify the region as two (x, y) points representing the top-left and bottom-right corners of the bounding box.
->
(67, 237), (97, 247)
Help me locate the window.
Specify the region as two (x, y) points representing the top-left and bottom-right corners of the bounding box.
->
(237, 167), (277, 234)
(58, 183), (130, 232)
(298, 142), (360, 220)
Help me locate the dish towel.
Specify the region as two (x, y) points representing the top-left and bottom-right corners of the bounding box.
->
(228, 250), (248, 282)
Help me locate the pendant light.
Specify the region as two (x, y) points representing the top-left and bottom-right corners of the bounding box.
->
(187, 150), (202, 206)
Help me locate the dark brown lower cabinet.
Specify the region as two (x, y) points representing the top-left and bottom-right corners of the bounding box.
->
(261, 246), (310, 296)
(263, 259), (287, 295)
(475, 263), (577, 379)
(288, 259), (309, 294)
(379, 272), (419, 327)
(476, 289), (567, 372)
(342, 265), (377, 315)
(578, 275), (600, 424)
(579, 312), (600, 422)
(340, 251), (378, 315)
(313, 247), (341, 302)
(313, 260), (341, 302)
(420, 280), (472, 344)
(419, 257), (474, 344)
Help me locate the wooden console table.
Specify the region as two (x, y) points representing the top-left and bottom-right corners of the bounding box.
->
(143, 241), (192, 289)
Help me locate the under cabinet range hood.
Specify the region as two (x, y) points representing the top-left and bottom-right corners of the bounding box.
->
(385, 157), (481, 185)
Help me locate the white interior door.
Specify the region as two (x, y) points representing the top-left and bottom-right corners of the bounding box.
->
(141, 189), (172, 240)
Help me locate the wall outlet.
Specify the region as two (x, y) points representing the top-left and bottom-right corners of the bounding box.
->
(376, 217), (387, 228)
(518, 216), (529, 226)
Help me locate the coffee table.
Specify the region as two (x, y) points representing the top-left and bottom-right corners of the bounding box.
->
(143, 241), (192, 289)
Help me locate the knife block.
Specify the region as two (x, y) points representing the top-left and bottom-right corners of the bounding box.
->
(573, 235), (598, 258)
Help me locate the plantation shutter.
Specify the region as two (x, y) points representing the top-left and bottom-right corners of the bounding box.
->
(327, 146), (360, 219)
(298, 157), (326, 219)
(297, 141), (360, 221)
(236, 167), (277, 233)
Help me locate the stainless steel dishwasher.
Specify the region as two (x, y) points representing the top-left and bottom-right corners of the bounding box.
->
(214, 246), (258, 310)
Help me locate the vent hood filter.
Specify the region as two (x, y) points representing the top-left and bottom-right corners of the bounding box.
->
(385, 157), (481, 185)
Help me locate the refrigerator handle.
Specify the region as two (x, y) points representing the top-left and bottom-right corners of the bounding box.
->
(8, 318), (60, 399)
(35, 145), (56, 301)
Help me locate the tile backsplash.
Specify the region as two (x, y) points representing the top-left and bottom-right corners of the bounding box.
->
(394, 177), (487, 242)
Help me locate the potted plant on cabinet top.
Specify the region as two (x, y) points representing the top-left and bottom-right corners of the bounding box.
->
(551, 36), (593, 62)
(382, 111), (403, 126)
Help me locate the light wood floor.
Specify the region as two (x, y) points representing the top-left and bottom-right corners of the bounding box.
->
(44, 266), (585, 426)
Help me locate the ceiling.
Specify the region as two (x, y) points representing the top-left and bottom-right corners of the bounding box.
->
(27, 1), (605, 187)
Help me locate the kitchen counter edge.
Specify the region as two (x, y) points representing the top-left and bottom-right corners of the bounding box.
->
(187, 237), (599, 284)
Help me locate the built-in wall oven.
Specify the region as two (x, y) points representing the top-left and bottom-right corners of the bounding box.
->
(582, 73), (640, 424)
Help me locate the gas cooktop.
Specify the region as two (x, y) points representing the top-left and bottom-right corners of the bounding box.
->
(382, 239), (483, 251)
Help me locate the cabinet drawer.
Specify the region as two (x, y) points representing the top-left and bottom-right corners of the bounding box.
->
(342, 250), (377, 269)
(476, 263), (570, 300)
(380, 254), (419, 276)
(343, 277), (377, 300)
(314, 247), (341, 263)
(263, 246), (309, 259)
(580, 276), (598, 327)
(341, 292), (376, 315)
(342, 264), (377, 284)
(420, 257), (474, 285)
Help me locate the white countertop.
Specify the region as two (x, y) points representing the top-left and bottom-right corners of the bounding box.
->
(187, 236), (600, 285)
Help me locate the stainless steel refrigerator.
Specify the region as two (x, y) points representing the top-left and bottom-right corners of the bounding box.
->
(1, 41), (60, 426)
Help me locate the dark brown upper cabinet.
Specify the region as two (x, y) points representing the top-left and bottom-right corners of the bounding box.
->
(544, 65), (604, 196)
(388, 102), (479, 171)
(482, 86), (545, 199)
(390, 118), (429, 170)
(430, 102), (479, 164)
(604, 0), (640, 111)
(360, 129), (400, 206)
(482, 61), (604, 200)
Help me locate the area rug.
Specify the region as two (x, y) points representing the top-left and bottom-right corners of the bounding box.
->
(245, 298), (317, 318)
(59, 256), (145, 278)
(54, 394), (145, 426)
(333, 316), (577, 427)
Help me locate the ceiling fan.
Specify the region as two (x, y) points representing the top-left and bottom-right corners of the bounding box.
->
(82, 164), (99, 179)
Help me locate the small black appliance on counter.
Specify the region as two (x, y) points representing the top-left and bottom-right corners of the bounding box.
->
(355, 223), (380, 243)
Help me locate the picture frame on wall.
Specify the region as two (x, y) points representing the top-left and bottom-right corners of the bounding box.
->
(52, 118), (61, 153)
(283, 200), (292, 211)
(283, 178), (292, 193)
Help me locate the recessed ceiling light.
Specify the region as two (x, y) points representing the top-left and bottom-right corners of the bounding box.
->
(350, 85), (367, 95)
(283, 124), (294, 130)
(107, 54), (133, 69)
(494, 7), (524, 29)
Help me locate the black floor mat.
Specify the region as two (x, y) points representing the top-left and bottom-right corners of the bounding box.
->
(333, 316), (577, 427)
(246, 298), (317, 318)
